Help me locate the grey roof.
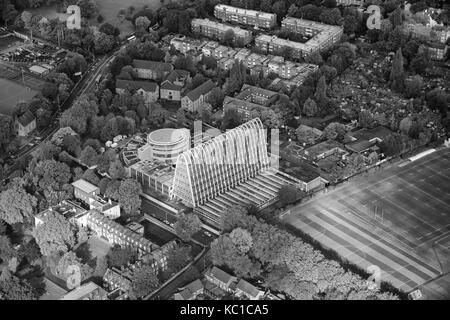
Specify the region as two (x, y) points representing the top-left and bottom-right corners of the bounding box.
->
(184, 79), (216, 102)
(16, 110), (35, 127)
(164, 69), (190, 83)
(71, 179), (99, 193)
(116, 79), (158, 92)
(208, 266), (234, 285)
(132, 59), (173, 72)
(236, 279), (262, 298)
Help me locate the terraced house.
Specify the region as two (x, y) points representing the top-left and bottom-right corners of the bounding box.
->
(214, 4), (277, 29)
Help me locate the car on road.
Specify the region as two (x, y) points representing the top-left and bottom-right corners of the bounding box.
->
(204, 231), (212, 237)
(169, 223), (174, 228)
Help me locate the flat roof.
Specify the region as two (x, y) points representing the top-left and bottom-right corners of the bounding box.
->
(215, 4), (276, 20)
(148, 128), (189, 145)
(60, 282), (107, 300)
(192, 18), (252, 37)
(71, 179), (99, 194)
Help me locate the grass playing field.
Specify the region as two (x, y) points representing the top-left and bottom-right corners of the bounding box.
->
(281, 148), (450, 298)
(0, 78), (38, 115)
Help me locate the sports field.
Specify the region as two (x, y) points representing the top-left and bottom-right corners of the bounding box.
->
(281, 148), (450, 298)
(0, 78), (38, 114)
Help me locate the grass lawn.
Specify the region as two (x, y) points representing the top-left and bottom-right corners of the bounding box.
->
(30, 0), (163, 36)
(281, 148), (450, 296)
(87, 235), (112, 259)
(0, 78), (38, 115)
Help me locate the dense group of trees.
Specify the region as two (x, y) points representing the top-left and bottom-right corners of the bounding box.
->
(211, 205), (399, 300)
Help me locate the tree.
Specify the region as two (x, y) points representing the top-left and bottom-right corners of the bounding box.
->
(426, 89), (449, 114)
(62, 134), (81, 157)
(359, 110), (375, 129)
(115, 179), (142, 216)
(278, 185), (304, 207)
(296, 124), (321, 145)
(0, 273), (36, 300)
(51, 127), (78, 146)
(206, 87), (225, 110)
(390, 48), (405, 93)
(404, 75), (423, 99)
(0, 114), (15, 152)
(223, 29), (235, 46)
(34, 210), (77, 256)
(106, 245), (138, 268)
(55, 251), (93, 282)
(166, 245), (192, 274)
(229, 228), (253, 254)
(94, 256), (108, 278)
(222, 108), (242, 130)
(79, 146), (99, 167)
(174, 213), (202, 242)
(30, 159), (72, 192)
(130, 264), (160, 298)
(303, 98), (319, 117)
(109, 160), (126, 180)
(0, 182), (37, 225)
(82, 169), (100, 186)
(399, 117), (413, 135)
(322, 122), (347, 142)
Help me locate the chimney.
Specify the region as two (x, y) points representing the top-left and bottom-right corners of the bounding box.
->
(108, 198), (112, 204)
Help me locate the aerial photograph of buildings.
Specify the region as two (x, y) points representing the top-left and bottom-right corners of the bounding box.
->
(0, 0), (449, 309)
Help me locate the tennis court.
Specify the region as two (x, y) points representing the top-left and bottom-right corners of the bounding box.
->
(0, 78), (38, 114)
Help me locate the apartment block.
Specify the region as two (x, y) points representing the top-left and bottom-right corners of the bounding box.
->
(214, 4), (277, 29)
(191, 18), (253, 46)
(254, 17), (343, 58)
(336, 0), (364, 6)
(170, 37), (204, 54)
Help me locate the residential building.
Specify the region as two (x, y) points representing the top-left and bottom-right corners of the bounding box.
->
(116, 79), (159, 103)
(218, 57), (235, 70)
(212, 45), (237, 60)
(222, 96), (267, 122)
(300, 140), (348, 162)
(132, 60), (173, 80)
(174, 279), (204, 300)
(160, 69), (190, 101)
(236, 84), (279, 107)
(72, 179), (100, 204)
(256, 18), (342, 58)
(170, 37), (204, 54)
(426, 42), (448, 60)
(191, 18), (253, 46)
(34, 200), (87, 227)
(214, 4), (277, 29)
(15, 110), (36, 136)
(78, 210), (159, 257)
(235, 279), (264, 300)
(60, 282), (108, 300)
(29, 65), (49, 76)
(243, 52), (271, 68)
(205, 267), (237, 293)
(202, 41), (220, 57)
(103, 267), (132, 296)
(234, 48), (251, 62)
(181, 79), (216, 112)
(336, 0), (364, 6)
(88, 196), (121, 219)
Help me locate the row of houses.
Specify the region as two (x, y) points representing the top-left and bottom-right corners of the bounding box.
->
(173, 266), (268, 301)
(404, 22), (450, 60)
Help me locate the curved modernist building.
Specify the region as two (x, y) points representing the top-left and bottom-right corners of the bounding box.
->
(171, 118), (270, 207)
(138, 128), (190, 164)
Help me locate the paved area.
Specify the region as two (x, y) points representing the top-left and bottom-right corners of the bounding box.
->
(281, 148), (450, 298)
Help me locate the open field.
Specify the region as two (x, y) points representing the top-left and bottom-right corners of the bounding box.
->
(0, 78), (38, 114)
(30, 0), (162, 36)
(281, 148), (450, 298)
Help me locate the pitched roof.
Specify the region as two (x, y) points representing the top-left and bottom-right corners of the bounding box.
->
(174, 279), (204, 300)
(16, 110), (35, 127)
(164, 69), (190, 83)
(345, 139), (376, 153)
(132, 59), (173, 72)
(236, 279), (262, 298)
(60, 282), (107, 300)
(116, 79), (158, 92)
(71, 179), (99, 194)
(160, 81), (182, 91)
(208, 266), (234, 285)
(183, 79), (216, 102)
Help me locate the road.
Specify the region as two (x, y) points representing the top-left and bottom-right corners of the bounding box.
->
(149, 247), (212, 300)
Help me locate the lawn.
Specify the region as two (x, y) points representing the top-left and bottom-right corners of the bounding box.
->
(281, 148), (450, 298)
(30, 0), (163, 36)
(0, 78), (38, 115)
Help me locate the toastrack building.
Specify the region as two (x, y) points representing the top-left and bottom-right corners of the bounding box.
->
(125, 119), (299, 229)
(171, 118), (297, 228)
